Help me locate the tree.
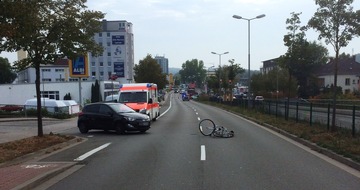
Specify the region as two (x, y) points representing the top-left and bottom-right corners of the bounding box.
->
(179, 59), (206, 86)
(308, 0), (360, 131)
(0, 0), (104, 137)
(251, 67), (296, 98)
(63, 93), (72, 100)
(90, 80), (102, 102)
(280, 12), (328, 119)
(134, 54), (168, 89)
(0, 57), (17, 84)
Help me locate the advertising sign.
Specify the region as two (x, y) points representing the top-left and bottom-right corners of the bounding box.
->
(114, 62), (124, 77)
(69, 55), (89, 78)
(112, 35), (125, 45)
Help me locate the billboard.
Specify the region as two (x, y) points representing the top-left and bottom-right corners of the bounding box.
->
(114, 62), (124, 77)
(69, 55), (89, 78)
(112, 35), (125, 45)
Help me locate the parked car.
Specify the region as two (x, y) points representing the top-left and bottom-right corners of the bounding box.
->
(77, 102), (151, 134)
(255, 96), (264, 101)
(0, 105), (24, 112)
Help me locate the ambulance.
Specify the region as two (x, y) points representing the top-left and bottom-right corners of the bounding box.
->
(118, 83), (160, 121)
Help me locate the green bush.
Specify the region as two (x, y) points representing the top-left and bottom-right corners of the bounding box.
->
(25, 108), (49, 117)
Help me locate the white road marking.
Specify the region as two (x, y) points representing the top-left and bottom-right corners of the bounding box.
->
(198, 117), (201, 121)
(201, 145), (206, 161)
(21, 164), (57, 169)
(74, 143), (111, 161)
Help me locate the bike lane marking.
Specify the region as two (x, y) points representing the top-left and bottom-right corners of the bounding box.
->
(74, 143), (111, 161)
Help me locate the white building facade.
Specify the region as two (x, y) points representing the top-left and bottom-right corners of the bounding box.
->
(89, 20), (134, 84)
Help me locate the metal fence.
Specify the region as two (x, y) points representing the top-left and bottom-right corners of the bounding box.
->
(214, 99), (360, 137)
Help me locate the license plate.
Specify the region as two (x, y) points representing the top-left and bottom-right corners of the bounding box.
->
(139, 122), (149, 126)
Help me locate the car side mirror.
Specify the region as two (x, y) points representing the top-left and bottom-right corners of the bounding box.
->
(148, 98), (153, 104)
(139, 109), (147, 114)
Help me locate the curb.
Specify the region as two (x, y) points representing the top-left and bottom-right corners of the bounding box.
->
(0, 136), (87, 190)
(238, 113), (360, 172)
(15, 162), (77, 190)
(262, 122), (360, 171)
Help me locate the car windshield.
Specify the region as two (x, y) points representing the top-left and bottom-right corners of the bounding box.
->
(118, 92), (147, 103)
(109, 103), (136, 113)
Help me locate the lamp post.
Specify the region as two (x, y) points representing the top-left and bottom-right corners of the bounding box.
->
(205, 65), (215, 94)
(232, 14), (265, 101)
(211, 51), (229, 97)
(41, 68), (45, 107)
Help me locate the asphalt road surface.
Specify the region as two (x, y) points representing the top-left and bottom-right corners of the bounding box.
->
(20, 93), (360, 189)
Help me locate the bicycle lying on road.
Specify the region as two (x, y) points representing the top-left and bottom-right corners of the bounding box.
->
(198, 119), (234, 138)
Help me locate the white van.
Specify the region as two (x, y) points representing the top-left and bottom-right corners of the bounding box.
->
(105, 94), (119, 102)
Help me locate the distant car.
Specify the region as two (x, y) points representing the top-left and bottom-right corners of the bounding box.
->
(77, 102), (151, 134)
(182, 93), (190, 101)
(255, 96), (264, 101)
(0, 105), (23, 112)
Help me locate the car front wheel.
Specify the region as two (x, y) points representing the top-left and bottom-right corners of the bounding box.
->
(115, 123), (126, 135)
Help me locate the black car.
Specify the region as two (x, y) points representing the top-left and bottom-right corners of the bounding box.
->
(77, 102), (151, 134)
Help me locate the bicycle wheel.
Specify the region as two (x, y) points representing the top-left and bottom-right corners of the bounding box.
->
(199, 119), (215, 136)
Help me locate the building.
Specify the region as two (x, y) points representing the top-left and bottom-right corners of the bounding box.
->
(154, 55), (169, 75)
(89, 20), (134, 84)
(260, 55), (360, 94)
(261, 58), (279, 74)
(314, 54), (360, 94)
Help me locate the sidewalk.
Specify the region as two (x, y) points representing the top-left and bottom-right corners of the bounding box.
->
(0, 117), (83, 190)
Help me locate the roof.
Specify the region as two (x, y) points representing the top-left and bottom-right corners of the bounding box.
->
(314, 55), (360, 76)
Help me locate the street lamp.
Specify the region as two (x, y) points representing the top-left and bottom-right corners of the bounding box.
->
(232, 14), (265, 101)
(205, 65), (215, 94)
(211, 51), (229, 97)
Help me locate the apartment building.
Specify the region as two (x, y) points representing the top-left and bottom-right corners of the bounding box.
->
(89, 20), (134, 84)
(155, 55), (169, 75)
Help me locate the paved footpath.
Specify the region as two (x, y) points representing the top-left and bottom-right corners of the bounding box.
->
(0, 117), (82, 190)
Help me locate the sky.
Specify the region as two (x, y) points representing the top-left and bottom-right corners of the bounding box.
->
(1, 0), (359, 71)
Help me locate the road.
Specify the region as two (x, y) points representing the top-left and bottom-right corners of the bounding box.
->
(9, 93), (360, 189)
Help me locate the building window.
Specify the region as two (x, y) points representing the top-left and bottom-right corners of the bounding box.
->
(69, 78), (79, 82)
(99, 42), (103, 47)
(41, 69), (51, 72)
(107, 42), (110, 46)
(55, 69), (64, 72)
(99, 33), (102, 37)
(353, 79), (356, 84)
(56, 78), (65, 82)
(107, 32), (110, 37)
(40, 91), (60, 100)
(345, 78), (350, 86)
(100, 62), (103, 66)
(92, 62), (95, 66)
(108, 62), (111, 66)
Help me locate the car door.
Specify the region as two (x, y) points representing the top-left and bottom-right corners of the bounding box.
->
(84, 104), (101, 130)
(98, 104), (115, 130)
